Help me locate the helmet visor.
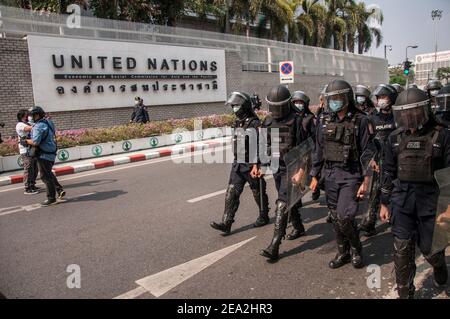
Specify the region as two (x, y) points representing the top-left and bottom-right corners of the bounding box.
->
(393, 100), (430, 129)
(435, 93), (450, 113)
(325, 90), (349, 113)
(226, 92), (247, 108)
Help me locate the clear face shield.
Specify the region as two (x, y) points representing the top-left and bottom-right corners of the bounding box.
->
(435, 94), (450, 113)
(392, 100), (430, 129)
(324, 89), (350, 113)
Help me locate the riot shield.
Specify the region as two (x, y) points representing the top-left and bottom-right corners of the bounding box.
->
(430, 167), (450, 256)
(285, 137), (314, 211)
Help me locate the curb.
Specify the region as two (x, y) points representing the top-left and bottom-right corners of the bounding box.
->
(0, 139), (228, 187)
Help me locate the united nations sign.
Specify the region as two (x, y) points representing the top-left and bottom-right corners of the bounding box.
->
(27, 35), (227, 112)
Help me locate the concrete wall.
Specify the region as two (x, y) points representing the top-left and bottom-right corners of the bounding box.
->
(0, 37), (359, 138)
(0, 38), (35, 137)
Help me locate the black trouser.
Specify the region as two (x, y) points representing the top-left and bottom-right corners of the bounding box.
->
(21, 154), (38, 189)
(37, 158), (63, 200)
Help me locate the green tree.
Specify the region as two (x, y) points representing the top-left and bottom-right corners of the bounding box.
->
(389, 75), (406, 86)
(354, 2), (383, 54)
(12, 0), (88, 13)
(437, 67), (450, 84)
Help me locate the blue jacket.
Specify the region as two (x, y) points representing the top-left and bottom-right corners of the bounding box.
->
(31, 119), (57, 162)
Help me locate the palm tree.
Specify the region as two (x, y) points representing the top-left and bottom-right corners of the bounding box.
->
(251, 0), (295, 41)
(355, 2), (383, 54)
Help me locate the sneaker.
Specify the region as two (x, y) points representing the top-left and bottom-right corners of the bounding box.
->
(31, 186), (42, 192)
(57, 190), (66, 199)
(41, 199), (58, 207)
(24, 189), (38, 195)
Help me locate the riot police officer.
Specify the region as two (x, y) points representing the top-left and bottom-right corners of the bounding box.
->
(380, 87), (450, 298)
(287, 90), (316, 240)
(435, 84), (450, 126)
(359, 84), (398, 236)
(210, 92), (270, 234)
(259, 85), (308, 260)
(425, 79), (443, 110)
(355, 85), (374, 114)
(309, 79), (372, 269)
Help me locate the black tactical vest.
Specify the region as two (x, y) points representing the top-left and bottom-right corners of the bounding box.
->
(232, 117), (260, 163)
(396, 127), (442, 183)
(323, 114), (360, 163)
(370, 112), (396, 142)
(264, 113), (297, 158)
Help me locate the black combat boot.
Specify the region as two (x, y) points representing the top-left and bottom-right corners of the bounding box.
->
(286, 204), (305, 240)
(251, 186), (270, 227)
(210, 185), (240, 234)
(340, 218), (364, 268)
(358, 207), (378, 237)
(260, 201), (288, 261)
(329, 212), (351, 269)
(425, 250), (448, 287)
(326, 211), (333, 224)
(394, 237), (416, 299)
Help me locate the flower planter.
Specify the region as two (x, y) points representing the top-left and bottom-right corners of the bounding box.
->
(0, 128), (231, 173)
(55, 147), (81, 164)
(79, 142), (114, 160)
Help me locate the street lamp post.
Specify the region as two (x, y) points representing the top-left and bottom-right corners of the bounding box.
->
(431, 9), (443, 78)
(384, 45), (392, 60)
(405, 45), (418, 87)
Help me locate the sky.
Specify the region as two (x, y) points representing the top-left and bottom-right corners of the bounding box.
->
(362, 0), (450, 65)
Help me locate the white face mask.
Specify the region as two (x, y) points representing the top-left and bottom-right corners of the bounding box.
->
(28, 116), (33, 123)
(232, 105), (241, 113)
(356, 96), (366, 104)
(430, 90), (439, 97)
(377, 98), (390, 109)
(294, 102), (305, 111)
(135, 100), (140, 106)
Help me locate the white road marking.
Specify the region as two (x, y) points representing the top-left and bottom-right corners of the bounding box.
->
(113, 287), (147, 300)
(114, 236), (256, 299)
(0, 145), (231, 194)
(0, 192), (96, 217)
(187, 175), (274, 203)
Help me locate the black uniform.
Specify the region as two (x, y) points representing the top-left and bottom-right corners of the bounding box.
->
(210, 92), (269, 234)
(359, 111), (396, 233)
(260, 85), (306, 260)
(311, 79), (372, 269)
(382, 87), (450, 298)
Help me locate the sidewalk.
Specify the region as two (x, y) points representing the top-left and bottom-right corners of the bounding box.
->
(0, 137), (231, 187)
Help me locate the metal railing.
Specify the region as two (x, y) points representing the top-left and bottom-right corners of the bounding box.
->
(0, 5), (388, 86)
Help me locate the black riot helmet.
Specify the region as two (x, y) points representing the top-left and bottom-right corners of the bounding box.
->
(408, 83), (418, 89)
(425, 79), (443, 98)
(435, 84), (450, 113)
(266, 85), (292, 119)
(354, 84), (371, 111)
(391, 83), (405, 94)
(323, 79), (355, 113)
(392, 88), (431, 129)
(225, 91), (253, 120)
(372, 84), (398, 110)
(291, 90), (310, 113)
(355, 85), (371, 98)
(28, 105), (46, 119)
